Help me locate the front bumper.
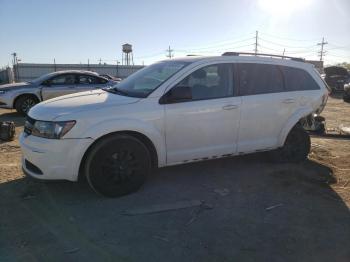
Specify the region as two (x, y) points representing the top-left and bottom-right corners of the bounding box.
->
(0, 96), (12, 108)
(19, 132), (93, 181)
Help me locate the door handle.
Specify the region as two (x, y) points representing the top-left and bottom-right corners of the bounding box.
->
(222, 105), (239, 110)
(282, 98), (295, 104)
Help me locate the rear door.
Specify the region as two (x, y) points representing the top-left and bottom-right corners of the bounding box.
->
(41, 74), (77, 100)
(236, 63), (297, 153)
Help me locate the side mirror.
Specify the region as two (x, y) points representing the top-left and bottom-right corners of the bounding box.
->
(160, 85), (192, 104)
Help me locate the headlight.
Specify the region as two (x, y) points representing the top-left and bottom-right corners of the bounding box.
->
(31, 120), (76, 139)
(0, 90), (8, 95)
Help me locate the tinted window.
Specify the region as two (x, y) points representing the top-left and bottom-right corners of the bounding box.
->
(50, 74), (76, 85)
(176, 64), (232, 100)
(98, 77), (108, 84)
(238, 63), (284, 96)
(78, 75), (99, 84)
(282, 66), (320, 91)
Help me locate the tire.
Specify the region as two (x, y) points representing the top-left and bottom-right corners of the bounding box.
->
(343, 94), (350, 103)
(84, 134), (151, 197)
(269, 124), (311, 163)
(15, 95), (39, 115)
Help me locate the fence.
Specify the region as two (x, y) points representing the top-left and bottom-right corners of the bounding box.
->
(10, 63), (144, 83)
(0, 67), (14, 84)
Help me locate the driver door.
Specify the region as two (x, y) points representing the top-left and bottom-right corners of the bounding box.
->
(41, 74), (77, 100)
(161, 63), (242, 164)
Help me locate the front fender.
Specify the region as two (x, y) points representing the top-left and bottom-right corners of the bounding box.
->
(12, 89), (42, 107)
(278, 106), (313, 147)
(76, 118), (166, 167)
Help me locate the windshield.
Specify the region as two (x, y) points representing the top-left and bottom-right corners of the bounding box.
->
(30, 72), (57, 84)
(111, 61), (191, 98)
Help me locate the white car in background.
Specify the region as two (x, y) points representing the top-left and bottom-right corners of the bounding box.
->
(20, 53), (328, 197)
(0, 70), (116, 115)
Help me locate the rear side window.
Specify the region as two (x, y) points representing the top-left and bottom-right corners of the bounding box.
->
(237, 63), (284, 96)
(78, 75), (99, 84)
(281, 66), (320, 91)
(98, 77), (108, 84)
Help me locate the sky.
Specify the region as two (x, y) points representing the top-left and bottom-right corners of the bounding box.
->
(0, 0), (349, 67)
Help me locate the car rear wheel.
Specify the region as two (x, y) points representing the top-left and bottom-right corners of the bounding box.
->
(15, 95), (39, 115)
(84, 134), (151, 197)
(269, 124), (311, 163)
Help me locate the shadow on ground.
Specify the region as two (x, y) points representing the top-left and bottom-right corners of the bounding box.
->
(0, 155), (349, 262)
(0, 110), (25, 127)
(330, 92), (345, 100)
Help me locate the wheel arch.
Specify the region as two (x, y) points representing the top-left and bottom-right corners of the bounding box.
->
(78, 130), (159, 182)
(278, 107), (313, 147)
(13, 93), (40, 108)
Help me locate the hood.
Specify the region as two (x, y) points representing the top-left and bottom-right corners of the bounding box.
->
(324, 66), (349, 77)
(0, 82), (33, 90)
(28, 89), (141, 120)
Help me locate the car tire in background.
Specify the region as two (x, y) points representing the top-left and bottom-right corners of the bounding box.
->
(84, 134), (151, 197)
(15, 95), (39, 116)
(269, 123), (311, 163)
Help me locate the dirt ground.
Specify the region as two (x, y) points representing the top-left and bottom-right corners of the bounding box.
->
(0, 96), (349, 262)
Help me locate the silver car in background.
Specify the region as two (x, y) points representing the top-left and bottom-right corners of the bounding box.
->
(0, 70), (117, 115)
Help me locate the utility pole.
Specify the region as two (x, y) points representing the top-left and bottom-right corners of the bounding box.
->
(254, 31), (258, 55)
(166, 46), (174, 59)
(11, 52), (18, 82)
(11, 52), (17, 67)
(99, 58), (102, 65)
(54, 58), (57, 71)
(317, 37), (328, 61)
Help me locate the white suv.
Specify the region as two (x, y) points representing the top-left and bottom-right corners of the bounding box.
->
(20, 53), (328, 197)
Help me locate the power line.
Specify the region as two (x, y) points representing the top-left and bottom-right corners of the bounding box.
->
(259, 31), (320, 42)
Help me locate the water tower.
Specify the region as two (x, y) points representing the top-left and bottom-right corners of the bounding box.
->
(122, 43), (134, 66)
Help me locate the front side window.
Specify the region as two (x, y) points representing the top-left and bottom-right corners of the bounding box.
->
(238, 63), (284, 96)
(175, 64), (232, 100)
(282, 66), (320, 91)
(109, 61), (190, 98)
(50, 74), (76, 85)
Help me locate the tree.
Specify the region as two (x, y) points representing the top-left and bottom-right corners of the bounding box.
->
(336, 62), (350, 70)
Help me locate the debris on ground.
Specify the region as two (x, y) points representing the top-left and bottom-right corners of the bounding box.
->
(63, 248), (80, 254)
(153, 235), (169, 242)
(265, 203), (283, 211)
(186, 201), (214, 226)
(339, 124), (350, 135)
(214, 188), (230, 196)
(21, 194), (36, 200)
(122, 200), (203, 216)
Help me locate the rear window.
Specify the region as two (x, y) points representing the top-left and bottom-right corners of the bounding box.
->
(281, 66), (320, 91)
(237, 63), (284, 96)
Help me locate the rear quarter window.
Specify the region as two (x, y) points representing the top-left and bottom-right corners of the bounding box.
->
(281, 66), (320, 91)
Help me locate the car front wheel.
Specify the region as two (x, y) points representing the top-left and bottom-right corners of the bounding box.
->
(15, 95), (39, 115)
(84, 134), (151, 197)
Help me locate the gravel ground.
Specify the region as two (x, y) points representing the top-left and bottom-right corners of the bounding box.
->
(0, 96), (349, 262)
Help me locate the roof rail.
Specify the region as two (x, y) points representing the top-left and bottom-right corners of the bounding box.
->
(222, 52), (305, 62)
